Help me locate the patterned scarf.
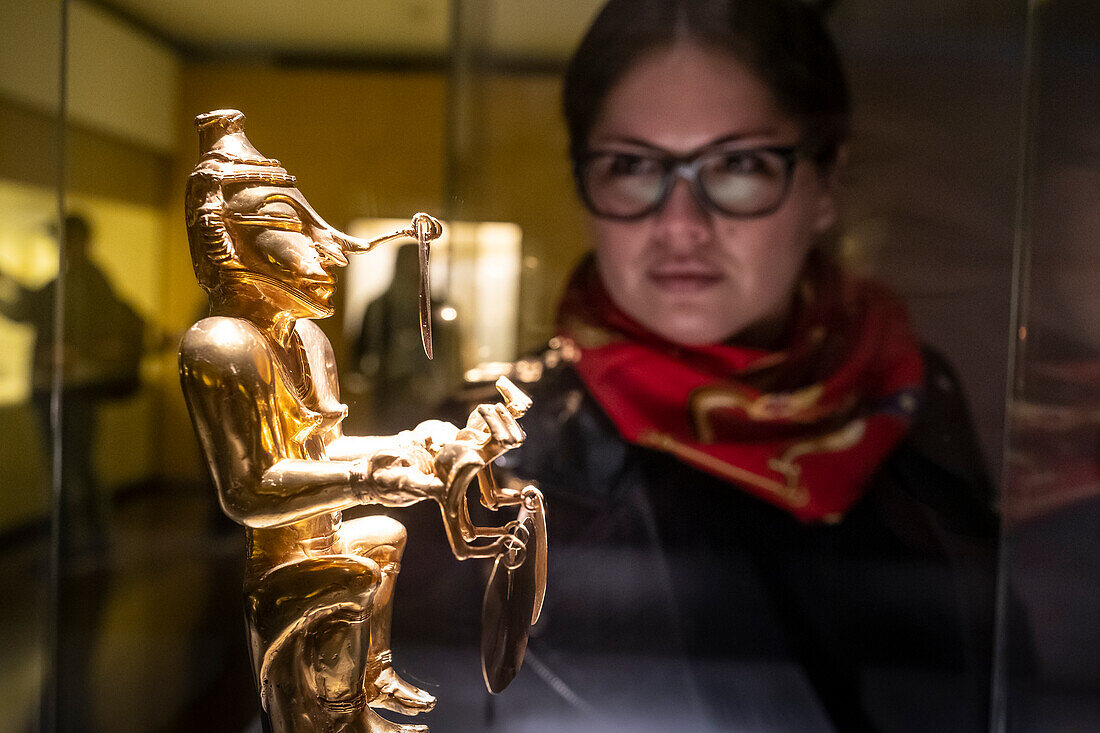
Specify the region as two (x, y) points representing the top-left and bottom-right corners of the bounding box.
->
(556, 254), (924, 522)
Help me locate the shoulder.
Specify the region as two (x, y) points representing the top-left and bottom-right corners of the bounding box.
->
(874, 345), (997, 535)
(910, 346), (988, 477)
(179, 317), (274, 384)
(181, 316), (266, 350)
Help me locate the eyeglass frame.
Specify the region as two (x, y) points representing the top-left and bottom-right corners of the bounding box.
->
(573, 140), (805, 221)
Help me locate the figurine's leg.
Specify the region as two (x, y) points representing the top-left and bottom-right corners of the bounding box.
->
(344, 515), (437, 715)
(246, 555), (429, 733)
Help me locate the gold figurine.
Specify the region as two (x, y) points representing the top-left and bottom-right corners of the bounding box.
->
(178, 110), (545, 732)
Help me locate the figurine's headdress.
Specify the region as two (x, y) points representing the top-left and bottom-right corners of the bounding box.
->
(185, 109), (296, 291)
(192, 109), (296, 186)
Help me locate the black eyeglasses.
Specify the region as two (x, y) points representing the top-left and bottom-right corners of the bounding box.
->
(575, 143), (803, 220)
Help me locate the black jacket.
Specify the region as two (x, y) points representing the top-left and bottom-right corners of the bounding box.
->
(486, 347), (999, 732)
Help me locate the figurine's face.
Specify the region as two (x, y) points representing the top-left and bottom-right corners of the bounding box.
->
(223, 184), (347, 317)
(586, 44), (839, 347)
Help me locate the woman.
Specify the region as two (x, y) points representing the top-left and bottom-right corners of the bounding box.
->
(496, 1), (998, 730)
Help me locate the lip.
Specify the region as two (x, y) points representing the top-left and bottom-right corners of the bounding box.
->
(647, 268), (724, 293)
(298, 277), (335, 303)
(309, 282), (335, 299)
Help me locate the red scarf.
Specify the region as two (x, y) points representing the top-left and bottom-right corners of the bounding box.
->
(556, 255), (924, 523)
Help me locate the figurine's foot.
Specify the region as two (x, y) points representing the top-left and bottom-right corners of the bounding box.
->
(369, 665), (437, 715)
(364, 707), (428, 733)
(318, 700), (428, 733)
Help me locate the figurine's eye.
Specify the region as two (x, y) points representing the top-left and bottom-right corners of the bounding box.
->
(258, 201), (298, 219)
(232, 199), (306, 232)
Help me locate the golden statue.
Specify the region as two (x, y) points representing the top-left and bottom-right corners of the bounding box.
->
(178, 110), (545, 732)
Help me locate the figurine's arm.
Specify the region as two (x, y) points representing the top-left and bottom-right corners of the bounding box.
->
(179, 318), (433, 529)
(255, 454), (441, 523)
(325, 434), (418, 462)
(179, 318), (361, 528)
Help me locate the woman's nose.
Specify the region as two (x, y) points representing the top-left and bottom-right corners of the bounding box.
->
(653, 175), (712, 251)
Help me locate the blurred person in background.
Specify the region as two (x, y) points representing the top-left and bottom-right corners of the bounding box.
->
(0, 214), (144, 555)
(353, 243), (461, 433)
(480, 0), (999, 730)
(0, 214), (144, 730)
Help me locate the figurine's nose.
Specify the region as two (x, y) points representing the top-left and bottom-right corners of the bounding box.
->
(314, 230), (349, 267)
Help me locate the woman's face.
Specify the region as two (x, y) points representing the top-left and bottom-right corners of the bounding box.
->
(587, 43), (840, 346)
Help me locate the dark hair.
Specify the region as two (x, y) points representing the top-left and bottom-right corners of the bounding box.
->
(563, 0), (850, 168)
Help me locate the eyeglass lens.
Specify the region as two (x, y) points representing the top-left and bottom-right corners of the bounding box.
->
(582, 147), (793, 218)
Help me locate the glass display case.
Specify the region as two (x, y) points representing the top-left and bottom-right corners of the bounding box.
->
(0, 0), (1095, 730)
(0, 3), (62, 730)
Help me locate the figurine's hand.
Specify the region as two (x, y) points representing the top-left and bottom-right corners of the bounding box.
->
(411, 212), (443, 242)
(353, 454), (443, 507)
(462, 401), (526, 464)
(428, 405), (523, 500)
(453, 377), (530, 463)
(494, 376), (533, 418)
(407, 419), (460, 456)
(417, 378), (530, 510)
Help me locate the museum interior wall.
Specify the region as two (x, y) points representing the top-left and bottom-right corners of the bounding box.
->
(2, 1), (592, 506)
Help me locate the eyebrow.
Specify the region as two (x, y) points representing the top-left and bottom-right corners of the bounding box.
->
(259, 192), (324, 227)
(595, 130), (783, 154)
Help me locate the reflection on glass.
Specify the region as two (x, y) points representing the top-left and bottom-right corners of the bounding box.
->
(1, 213), (144, 555)
(0, 179), (59, 731)
(345, 218), (522, 433)
(0, 197), (155, 729)
(1000, 0), (1100, 727)
(352, 242), (461, 433)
